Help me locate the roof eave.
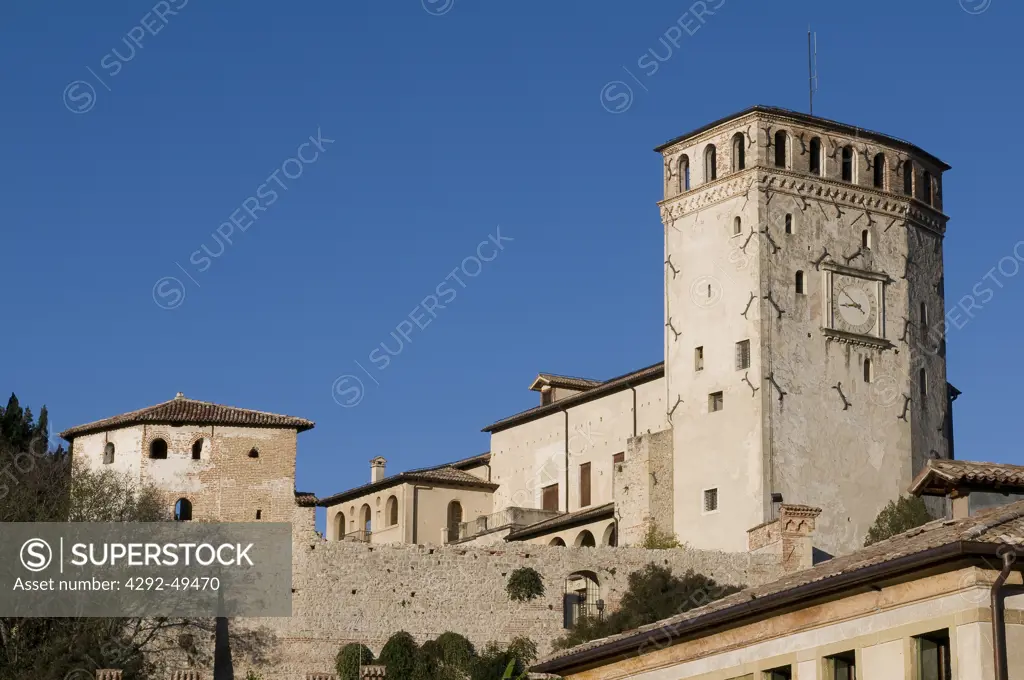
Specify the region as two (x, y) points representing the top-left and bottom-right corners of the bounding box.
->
(533, 541), (992, 674)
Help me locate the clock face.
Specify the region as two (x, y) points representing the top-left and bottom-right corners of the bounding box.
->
(834, 282), (877, 335)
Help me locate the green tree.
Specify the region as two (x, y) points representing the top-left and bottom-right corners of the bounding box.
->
(505, 567), (545, 602)
(379, 631), (419, 680)
(864, 496), (934, 546)
(469, 637), (536, 680)
(335, 643), (375, 680)
(552, 564), (743, 650)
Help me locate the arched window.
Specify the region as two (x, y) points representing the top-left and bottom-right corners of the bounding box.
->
(921, 171), (933, 205)
(732, 133), (745, 171)
(841, 146), (854, 182)
(678, 155), (690, 192)
(873, 153), (886, 189)
(733, 216), (742, 236)
(919, 368), (928, 397)
(247, 447), (259, 458)
(704, 144), (717, 182)
(360, 504), (372, 535)
(795, 270), (805, 295)
(174, 498), (192, 521)
(809, 137), (822, 175)
(862, 230), (871, 249)
(549, 537), (566, 547)
(149, 438), (168, 460)
(446, 500), (463, 541)
(602, 523), (617, 547)
(864, 358), (873, 383)
(774, 130), (788, 168)
(386, 495), (398, 527)
(785, 213), (793, 234)
(903, 160), (914, 195)
(575, 530), (596, 548)
(191, 439), (204, 460)
(334, 512), (346, 540)
(103, 442), (115, 465)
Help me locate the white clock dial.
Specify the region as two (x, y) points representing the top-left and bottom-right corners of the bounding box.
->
(835, 284), (876, 335)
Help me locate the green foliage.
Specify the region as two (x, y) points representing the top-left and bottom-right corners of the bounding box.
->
(640, 521), (683, 549)
(335, 643), (375, 680)
(379, 631), (420, 680)
(864, 495), (934, 546)
(469, 637), (537, 680)
(244, 672), (264, 680)
(552, 564), (743, 650)
(505, 567), (545, 602)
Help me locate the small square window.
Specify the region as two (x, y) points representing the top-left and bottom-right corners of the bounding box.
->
(735, 340), (750, 370)
(915, 630), (951, 680)
(703, 488), (718, 513)
(825, 651), (856, 680)
(695, 346), (704, 371)
(709, 391), (724, 412)
(764, 668), (791, 680)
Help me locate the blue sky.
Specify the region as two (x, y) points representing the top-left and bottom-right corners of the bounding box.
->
(1, 0), (1020, 523)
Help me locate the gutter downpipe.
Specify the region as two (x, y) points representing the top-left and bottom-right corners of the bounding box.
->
(992, 550), (1024, 680)
(564, 410), (570, 513)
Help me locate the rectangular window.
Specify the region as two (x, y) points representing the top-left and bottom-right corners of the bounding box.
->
(703, 488), (719, 513)
(825, 651), (856, 680)
(612, 452), (625, 465)
(695, 346), (704, 371)
(542, 483), (559, 512)
(709, 391), (724, 412)
(735, 340), (751, 370)
(579, 463), (592, 508)
(916, 630), (951, 680)
(763, 665), (791, 680)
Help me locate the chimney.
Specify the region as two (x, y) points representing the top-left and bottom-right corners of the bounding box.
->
(747, 504), (822, 573)
(370, 457), (387, 483)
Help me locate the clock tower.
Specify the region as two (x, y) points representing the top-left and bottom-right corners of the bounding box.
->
(657, 106), (950, 556)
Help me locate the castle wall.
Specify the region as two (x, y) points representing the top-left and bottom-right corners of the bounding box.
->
(234, 526), (783, 680)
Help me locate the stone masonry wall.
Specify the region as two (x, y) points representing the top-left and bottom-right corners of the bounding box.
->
(221, 518), (783, 680)
(616, 429), (675, 545)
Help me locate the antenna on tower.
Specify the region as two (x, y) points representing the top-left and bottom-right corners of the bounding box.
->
(808, 27), (818, 115)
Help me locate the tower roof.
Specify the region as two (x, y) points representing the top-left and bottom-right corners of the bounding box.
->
(59, 392), (315, 439)
(653, 105), (951, 171)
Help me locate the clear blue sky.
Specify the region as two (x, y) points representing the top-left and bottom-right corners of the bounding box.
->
(2, 0), (1021, 521)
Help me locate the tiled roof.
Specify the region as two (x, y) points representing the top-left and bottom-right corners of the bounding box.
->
(531, 373), (603, 392)
(534, 500), (1024, 674)
(319, 462), (497, 507)
(910, 459), (1024, 497)
(60, 393), (315, 439)
(507, 503), (615, 541)
(483, 362), (665, 433)
(295, 491), (318, 507)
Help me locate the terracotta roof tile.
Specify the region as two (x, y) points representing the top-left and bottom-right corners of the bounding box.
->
(535, 500), (1024, 673)
(59, 394), (315, 439)
(910, 459), (1024, 496)
(319, 463), (497, 507)
(507, 503), (614, 541)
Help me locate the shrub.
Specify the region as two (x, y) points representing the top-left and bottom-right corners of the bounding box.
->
(379, 631), (419, 679)
(506, 567), (545, 602)
(864, 496), (934, 546)
(552, 564), (742, 650)
(335, 643), (374, 680)
(640, 521), (682, 549)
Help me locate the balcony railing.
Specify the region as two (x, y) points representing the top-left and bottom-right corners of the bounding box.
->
(448, 507), (562, 543)
(344, 530), (372, 543)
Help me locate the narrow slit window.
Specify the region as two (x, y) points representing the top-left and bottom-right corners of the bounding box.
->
(732, 133), (745, 171)
(873, 153), (886, 189)
(785, 213), (793, 234)
(733, 216), (742, 235)
(579, 463), (592, 508)
(920, 368), (928, 398)
(694, 346), (704, 371)
(795, 270), (805, 294)
(255, 509), (262, 520)
(191, 439), (203, 460)
(678, 155), (690, 192)
(903, 159), (914, 195)
(864, 358), (872, 383)
(862, 230), (871, 249)
(704, 144), (717, 182)
(922, 170), (933, 205)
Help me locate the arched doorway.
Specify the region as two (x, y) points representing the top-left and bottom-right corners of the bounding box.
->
(602, 523), (617, 547)
(447, 501), (463, 540)
(174, 498), (192, 521)
(360, 504), (372, 538)
(574, 530), (596, 548)
(563, 571), (602, 629)
(334, 512), (346, 540)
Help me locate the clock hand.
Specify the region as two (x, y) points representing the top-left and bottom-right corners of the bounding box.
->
(840, 301), (864, 312)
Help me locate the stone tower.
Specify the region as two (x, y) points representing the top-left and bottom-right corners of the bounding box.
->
(657, 106), (951, 556)
(60, 393), (315, 523)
